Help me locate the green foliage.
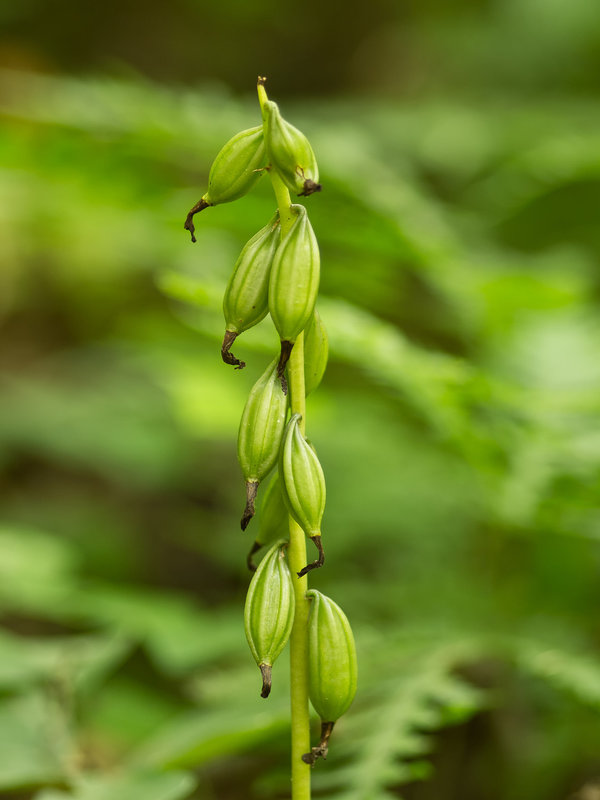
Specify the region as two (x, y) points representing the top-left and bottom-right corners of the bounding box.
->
(1, 15), (600, 794)
(311, 638), (487, 800)
(35, 771), (196, 800)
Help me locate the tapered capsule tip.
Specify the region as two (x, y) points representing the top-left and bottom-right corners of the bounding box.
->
(297, 534), (325, 578)
(221, 330), (245, 369)
(260, 663), (272, 698)
(276, 340), (294, 393)
(301, 721), (335, 766)
(241, 481), (259, 531)
(299, 179), (322, 197)
(246, 541), (261, 572)
(184, 197), (210, 243)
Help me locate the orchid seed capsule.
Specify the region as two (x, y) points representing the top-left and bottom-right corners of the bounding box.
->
(244, 541), (295, 698)
(238, 359), (288, 530)
(279, 413), (325, 576)
(222, 213), (280, 369)
(263, 100), (321, 197)
(303, 308), (329, 397)
(302, 590), (357, 765)
(269, 204), (320, 383)
(184, 126), (267, 242)
(247, 472), (289, 571)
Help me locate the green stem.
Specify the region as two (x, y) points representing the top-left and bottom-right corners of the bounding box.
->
(258, 77), (311, 800)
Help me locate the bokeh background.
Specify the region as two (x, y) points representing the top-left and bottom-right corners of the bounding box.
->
(1, 1), (600, 799)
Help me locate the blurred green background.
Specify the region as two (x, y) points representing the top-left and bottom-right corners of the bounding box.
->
(1, 1), (600, 799)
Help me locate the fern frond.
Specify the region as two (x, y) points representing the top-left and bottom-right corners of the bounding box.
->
(514, 637), (600, 710)
(311, 640), (487, 800)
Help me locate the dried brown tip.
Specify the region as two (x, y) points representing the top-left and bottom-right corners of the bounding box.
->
(257, 75), (267, 86)
(246, 541), (261, 572)
(297, 534), (324, 578)
(299, 179), (322, 197)
(241, 480), (259, 531)
(276, 340), (294, 394)
(184, 198), (210, 243)
(260, 663), (272, 698)
(221, 330), (245, 369)
(301, 721), (335, 766)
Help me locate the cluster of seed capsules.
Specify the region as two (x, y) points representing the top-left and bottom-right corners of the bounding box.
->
(185, 78), (357, 764)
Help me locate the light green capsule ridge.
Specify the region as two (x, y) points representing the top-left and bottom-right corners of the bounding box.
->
(303, 308), (329, 397)
(244, 541), (295, 698)
(279, 413), (325, 577)
(237, 359), (288, 531)
(184, 126), (267, 242)
(247, 472), (289, 571)
(303, 589), (357, 764)
(222, 212), (280, 369)
(263, 100), (321, 197)
(269, 204), (320, 385)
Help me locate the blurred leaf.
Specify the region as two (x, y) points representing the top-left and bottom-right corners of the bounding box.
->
(34, 769), (196, 800)
(133, 708), (288, 769)
(73, 584), (242, 675)
(516, 639), (600, 710)
(0, 524), (79, 614)
(0, 630), (130, 694)
(309, 637), (488, 800)
(0, 693), (67, 790)
(2, 63), (600, 800)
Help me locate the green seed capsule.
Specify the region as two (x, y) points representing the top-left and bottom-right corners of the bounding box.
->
(247, 472), (289, 571)
(184, 126), (267, 242)
(303, 308), (328, 396)
(222, 213), (280, 369)
(269, 204), (320, 383)
(238, 359), (288, 530)
(279, 413), (325, 576)
(302, 589), (357, 764)
(263, 101), (321, 197)
(244, 541), (295, 698)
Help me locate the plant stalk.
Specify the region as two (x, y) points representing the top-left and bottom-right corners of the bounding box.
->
(258, 77), (312, 800)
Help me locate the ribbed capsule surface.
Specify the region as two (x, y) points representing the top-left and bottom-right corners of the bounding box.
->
(264, 101), (321, 196)
(238, 359), (288, 482)
(303, 308), (329, 396)
(185, 126), (267, 242)
(238, 359), (288, 530)
(205, 126), (267, 205)
(279, 413), (325, 536)
(306, 589), (357, 722)
(244, 541), (295, 697)
(269, 204), (320, 345)
(223, 213), (280, 335)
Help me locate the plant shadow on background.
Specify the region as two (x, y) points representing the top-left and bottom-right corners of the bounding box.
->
(1, 0), (600, 798)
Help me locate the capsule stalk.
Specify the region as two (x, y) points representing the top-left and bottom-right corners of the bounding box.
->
(241, 480), (259, 531)
(184, 197), (210, 242)
(221, 329), (245, 369)
(301, 721), (335, 765)
(260, 663), (272, 698)
(297, 534), (324, 578)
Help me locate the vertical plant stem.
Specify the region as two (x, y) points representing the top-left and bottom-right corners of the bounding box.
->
(258, 78), (312, 800)
(286, 336), (311, 800)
